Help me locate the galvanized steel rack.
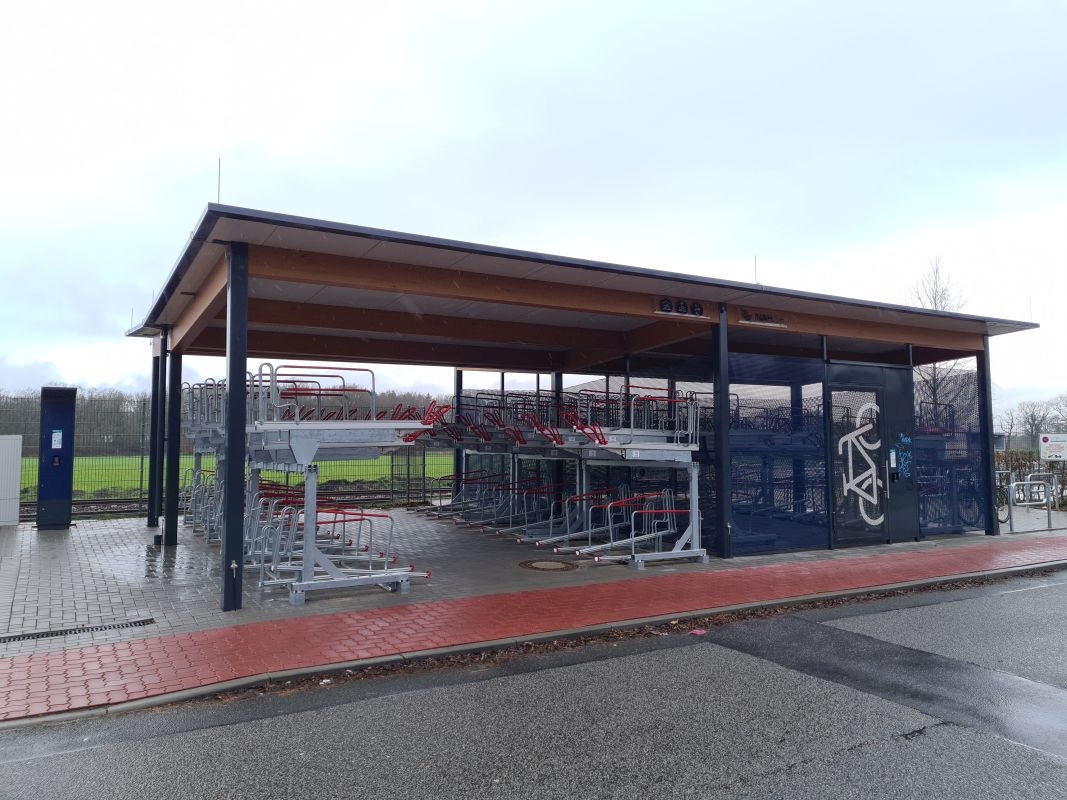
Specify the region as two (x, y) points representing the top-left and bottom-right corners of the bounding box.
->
(433, 384), (710, 568)
(182, 363), (435, 604)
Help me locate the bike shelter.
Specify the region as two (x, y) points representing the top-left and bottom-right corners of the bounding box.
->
(127, 204), (1035, 611)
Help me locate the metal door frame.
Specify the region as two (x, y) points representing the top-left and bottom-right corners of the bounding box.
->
(826, 363), (918, 547)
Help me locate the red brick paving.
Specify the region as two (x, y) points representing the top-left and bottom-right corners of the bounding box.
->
(2, 535), (1067, 722)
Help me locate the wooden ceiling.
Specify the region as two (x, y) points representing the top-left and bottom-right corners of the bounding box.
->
(130, 205), (1037, 374)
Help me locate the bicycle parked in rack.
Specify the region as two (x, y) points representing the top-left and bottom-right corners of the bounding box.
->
(917, 467), (986, 530)
(994, 485), (1011, 524)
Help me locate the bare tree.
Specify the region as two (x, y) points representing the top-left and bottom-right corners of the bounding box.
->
(996, 407), (1018, 449)
(1048, 392), (1067, 431)
(912, 255), (965, 313)
(1017, 400), (1053, 451)
(910, 258), (973, 430)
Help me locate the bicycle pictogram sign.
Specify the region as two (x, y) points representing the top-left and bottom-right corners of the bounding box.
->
(837, 402), (883, 526)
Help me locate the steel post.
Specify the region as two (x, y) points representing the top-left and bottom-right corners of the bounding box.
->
(222, 242), (248, 611)
(163, 351), (182, 546)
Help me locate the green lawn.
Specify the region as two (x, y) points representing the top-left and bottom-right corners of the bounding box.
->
(19, 452), (456, 500)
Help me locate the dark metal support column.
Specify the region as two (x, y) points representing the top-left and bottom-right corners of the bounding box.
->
(552, 372), (565, 495)
(222, 243), (249, 611)
(791, 383), (806, 514)
(146, 350), (161, 528)
(821, 335), (834, 549)
(552, 373), (564, 422)
(453, 369), (464, 498)
(977, 335), (999, 535)
(714, 304), (733, 558)
(152, 330), (169, 531)
(163, 351), (182, 547)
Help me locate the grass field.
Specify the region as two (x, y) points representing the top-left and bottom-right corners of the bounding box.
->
(19, 452), (457, 500)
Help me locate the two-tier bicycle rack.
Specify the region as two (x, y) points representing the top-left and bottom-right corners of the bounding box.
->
(183, 364), (436, 605)
(182, 367), (716, 605)
(421, 385), (710, 569)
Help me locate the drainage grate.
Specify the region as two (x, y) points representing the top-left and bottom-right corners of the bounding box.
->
(0, 617), (155, 644)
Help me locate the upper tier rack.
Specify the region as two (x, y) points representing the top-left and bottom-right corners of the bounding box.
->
(182, 364), (436, 468)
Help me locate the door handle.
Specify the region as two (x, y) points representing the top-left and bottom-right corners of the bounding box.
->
(884, 462), (891, 500)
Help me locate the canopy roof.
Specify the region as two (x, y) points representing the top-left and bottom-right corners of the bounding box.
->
(130, 204), (1036, 373)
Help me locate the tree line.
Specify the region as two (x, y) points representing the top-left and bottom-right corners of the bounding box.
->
(997, 394), (1067, 451)
(0, 388), (152, 456)
(0, 386), (451, 458)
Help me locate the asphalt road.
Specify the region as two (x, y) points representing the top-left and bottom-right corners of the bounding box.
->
(2, 573), (1067, 799)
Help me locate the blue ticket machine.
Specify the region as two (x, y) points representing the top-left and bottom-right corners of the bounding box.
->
(37, 387), (77, 530)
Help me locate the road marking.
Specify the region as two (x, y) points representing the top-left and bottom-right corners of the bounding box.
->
(998, 580), (1067, 595)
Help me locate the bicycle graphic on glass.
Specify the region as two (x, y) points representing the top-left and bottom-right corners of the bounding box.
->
(836, 402), (885, 527)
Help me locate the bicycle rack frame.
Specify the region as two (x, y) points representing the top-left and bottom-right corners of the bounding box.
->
(1007, 478), (1055, 532)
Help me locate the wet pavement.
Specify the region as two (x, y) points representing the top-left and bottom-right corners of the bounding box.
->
(5, 575), (1067, 799)
(0, 506), (1065, 723)
(709, 610), (1067, 760)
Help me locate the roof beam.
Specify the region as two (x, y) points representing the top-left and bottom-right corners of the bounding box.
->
(560, 318), (711, 372)
(247, 244), (666, 320)
(241, 298), (624, 350)
(729, 305), (984, 352)
(169, 254), (228, 353)
(911, 346), (977, 366)
(187, 327), (560, 372)
(560, 347), (625, 373)
(625, 319), (711, 355)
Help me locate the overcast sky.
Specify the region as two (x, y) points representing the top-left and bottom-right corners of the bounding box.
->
(1, 1), (1063, 412)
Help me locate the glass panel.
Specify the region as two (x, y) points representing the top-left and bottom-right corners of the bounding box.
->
(728, 354), (828, 554)
(914, 357), (985, 534)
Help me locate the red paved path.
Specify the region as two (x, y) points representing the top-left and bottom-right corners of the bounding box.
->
(3, 535), (1067, 722)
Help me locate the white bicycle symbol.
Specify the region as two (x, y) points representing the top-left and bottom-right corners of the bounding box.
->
(837, 402), (883, 526)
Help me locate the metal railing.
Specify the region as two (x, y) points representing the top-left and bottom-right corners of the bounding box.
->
(1006, 478), (1055, 532)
